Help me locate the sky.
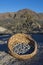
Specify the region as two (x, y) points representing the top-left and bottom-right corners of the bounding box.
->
(0, 0), (43, 13)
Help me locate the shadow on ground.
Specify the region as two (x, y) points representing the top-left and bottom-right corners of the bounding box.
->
(0, 43), (9, 53)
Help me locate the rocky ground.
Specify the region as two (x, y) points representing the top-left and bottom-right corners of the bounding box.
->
(0, 37), (43, 65)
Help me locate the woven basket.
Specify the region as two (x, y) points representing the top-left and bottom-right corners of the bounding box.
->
(8, 33), (37, 60)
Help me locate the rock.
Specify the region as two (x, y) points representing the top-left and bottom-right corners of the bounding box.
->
(0, 26), (13, 34)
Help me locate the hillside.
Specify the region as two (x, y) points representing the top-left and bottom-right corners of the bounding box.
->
(0, 9), (43, 34)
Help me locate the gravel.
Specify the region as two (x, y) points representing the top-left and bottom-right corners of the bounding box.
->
(13, 43), (31, 55)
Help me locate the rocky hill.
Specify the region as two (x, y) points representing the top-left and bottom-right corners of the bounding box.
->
(0, 9), (43, 34)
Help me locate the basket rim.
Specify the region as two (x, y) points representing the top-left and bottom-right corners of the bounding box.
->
(8, 33), (37, 60)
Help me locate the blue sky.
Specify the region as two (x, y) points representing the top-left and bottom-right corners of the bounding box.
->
(0, 0), (43, 13)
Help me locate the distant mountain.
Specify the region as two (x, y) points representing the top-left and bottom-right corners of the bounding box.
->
(0, 9), (43, 34)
